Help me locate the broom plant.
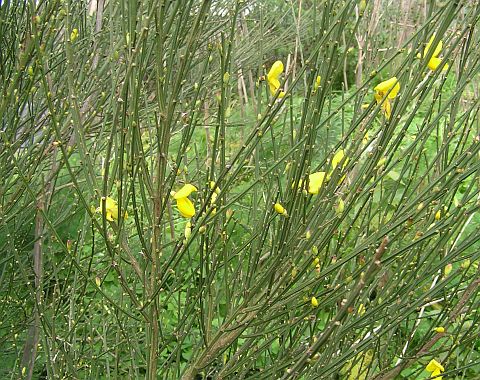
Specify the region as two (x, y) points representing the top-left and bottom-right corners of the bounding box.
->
(1, 0), (479, 379)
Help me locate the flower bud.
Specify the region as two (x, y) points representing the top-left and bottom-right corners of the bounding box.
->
(444, 263), (453, 276)
(184, 221), (192, 241)
(335, 198), (345, 215)
(223, 72), (230, 83)
(70, 28), (79, 42)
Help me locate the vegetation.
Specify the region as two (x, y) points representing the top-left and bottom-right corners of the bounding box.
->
(1, 0), (479, 379)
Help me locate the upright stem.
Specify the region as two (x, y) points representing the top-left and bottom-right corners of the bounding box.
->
(20, 190), (45, 379)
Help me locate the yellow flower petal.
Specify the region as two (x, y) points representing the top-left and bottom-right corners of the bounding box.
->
(311, 296), (319, 307)
(173, 184), (198, 200)
(267, 78), (285, 97)
(99, 196), (122, 221)
(428, 56), (442, 71)
(374, 76), (399, 117)
(308, 171), (326, 194)
(426, 359), (444, 373)
(267, 61), (284, 81)
(331, 150), (346, 171)
(421, 35), (448, 72)
(383, 99), (392, 119)
(268, 78), (279, 95)
(428, 56), (448, 71)
(267, 61), (285, 97)
(106, 211), (114, 222)
(387, 81), (400, 99)
(104, 196), (116, 209)
(70, 28), (78, 42)
(374, 77), (399, 94)
(424, 34), (443, 59)
(176, 197), (195, 218)
(274, 203), (284, 214)
(274, 202), (287, 216)
(434, 326), (445, 333)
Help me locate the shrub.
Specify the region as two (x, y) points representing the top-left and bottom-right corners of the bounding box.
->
(1, 0), (479, 379)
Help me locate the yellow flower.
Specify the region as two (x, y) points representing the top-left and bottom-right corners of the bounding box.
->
(418, 34), (449, 71)
(433, 326), (445, 333)
(97, 196), (128, 222)
(435, 209), (442, 220)
(307, 171), (326, 194)
(426, 359), (444, 380)
(424, 35), (443, 58)
(331, 149), (348, 171)
(313, 75), (321, 92)
(293, 171), (326, 195)
(70, 28), (79, 42)
(274, 202), (288, 216)
(173, 184), (197, 218)
(311, 296), (319, 307)
(266, 61), (285, 98)
(374, 77), (400, 119)
(327, 149), (349, 182)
